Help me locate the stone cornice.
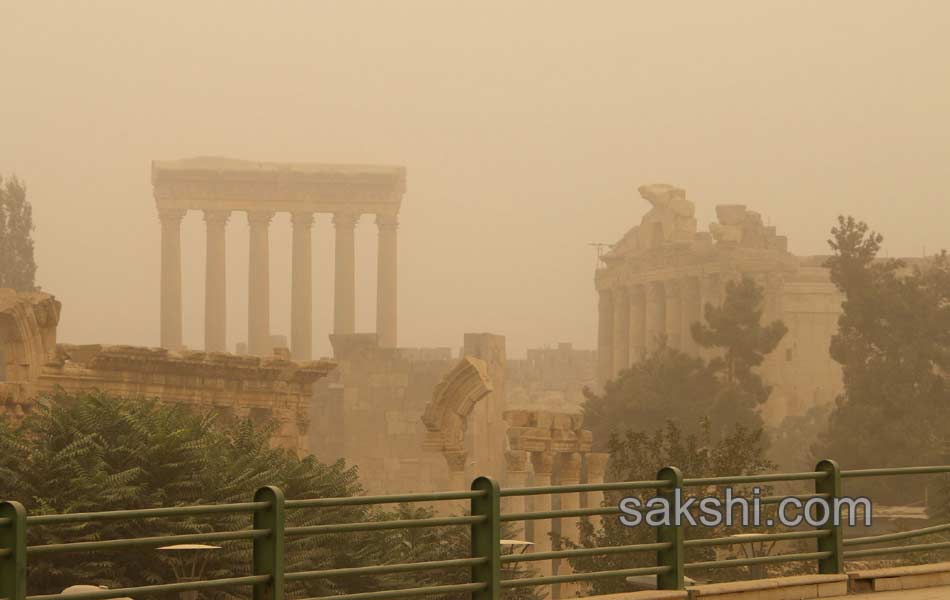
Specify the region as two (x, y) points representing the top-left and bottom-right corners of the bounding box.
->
(152, 157), (405, 214)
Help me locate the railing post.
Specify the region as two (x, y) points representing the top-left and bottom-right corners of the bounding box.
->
(471, 476), (501, 600)
(656, 466), (685, 590)
(253, 486), (285, 600)
(0, 501), (27, 600)
(815, 459), (843, 574)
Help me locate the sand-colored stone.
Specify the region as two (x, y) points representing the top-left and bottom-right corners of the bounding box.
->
(0, 289), (334, 453)
(596, 184), (843, 424)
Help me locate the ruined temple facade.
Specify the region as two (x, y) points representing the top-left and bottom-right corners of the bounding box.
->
(0, 289), (334, 452)
(596, 184), (844, 424)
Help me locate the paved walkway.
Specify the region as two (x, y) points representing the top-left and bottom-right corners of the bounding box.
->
(854, 586), (950, 598)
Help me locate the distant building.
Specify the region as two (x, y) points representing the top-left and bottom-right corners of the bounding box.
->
(595, 184), (844, 424)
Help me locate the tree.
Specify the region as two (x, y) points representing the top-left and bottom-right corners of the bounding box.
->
(556, 421), (777, 595)
(691, 276), (788, 430)
(583, 345), (717, 448)
(1, 391), (509, 597)
(583, 277), (786, 446)
(0, 175), (38, 291)
(815, 216), (950, 473)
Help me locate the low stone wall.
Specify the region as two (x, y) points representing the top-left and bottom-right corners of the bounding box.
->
(849, 561), (950, 593)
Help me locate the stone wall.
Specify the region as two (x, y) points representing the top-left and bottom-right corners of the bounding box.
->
(0, 289), (335, 453)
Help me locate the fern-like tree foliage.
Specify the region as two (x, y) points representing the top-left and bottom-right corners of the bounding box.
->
(0, 391), (542, 598)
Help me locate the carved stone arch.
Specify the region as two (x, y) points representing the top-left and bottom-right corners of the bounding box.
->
(0, 290), (61, 382)
(421, 356), (494, 465)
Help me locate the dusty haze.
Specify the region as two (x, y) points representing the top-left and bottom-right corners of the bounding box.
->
(2, 2), (948, 358)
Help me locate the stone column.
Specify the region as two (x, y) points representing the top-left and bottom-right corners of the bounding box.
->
(203, 210), (230, 352)
(333, 211), (359, 335)
(665, 280), (682, 349)
(644, 281), (666, 352)
(375, 211), (398, 348)
(584, 452), (610, 513)
(504, 451), (530, 540)
(529, 451), (555, 579)
(159, 208), (186, 350)
(555, 452), (583, 599)
(628, 285), (646, 364)
(445, 451), (469, 515)
(680, 276), (701, 356)
(611, 286), (630, 376)
(290, 212), (314, 360)
(596, 289), (615, 388)
(247, 211), (274, 356)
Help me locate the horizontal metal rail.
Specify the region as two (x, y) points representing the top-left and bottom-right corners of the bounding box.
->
(501, 479), (670, 497)
(299, 582), (487, 600)
(502, 505), (622, 522)
(684, 530), (830, 548)
(502, 541), (671, 563)
(25, 502), (266, 525)
(683, 471), (827, 487)
(841, 466), (950, 479)
(844, 541), (950, 559)
(285, 515), (485, 537)
(686, 551), (832, 570)
(28, 528), (268, 555)
(285, 557), (486, 581)
(286, 489), (484, 509)
(500, 565), (671, 587)
(24, 574), (269, 600)
(844, 522), (950, 546)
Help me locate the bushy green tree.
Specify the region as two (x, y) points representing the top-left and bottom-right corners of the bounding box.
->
(0, 391), (538, 598)
(0, 175), (38, 291)
(691, 277), (788, 430)
(556, 421), (776, 595)
(815, 216), (950, 472)
(584, 277), (786, 446)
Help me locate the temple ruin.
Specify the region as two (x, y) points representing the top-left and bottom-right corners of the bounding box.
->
(0, 289), (334, 452)
(151, 157), (406, 357)
(596, 183), (844, 423)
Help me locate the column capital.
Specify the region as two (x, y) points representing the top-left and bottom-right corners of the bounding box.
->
(557, 452), (583, 483)
(505, 450), (529, 473)
(376, 211), (399, 230)
(332, 210), (360, 228)
(158, 208), (186, 225)
(291, 211), (315, 228)
(203, 209), (231, 226)
(531, 451), (555, 476)
(444, 450), (468, 473)
(247, 210), (275, 226)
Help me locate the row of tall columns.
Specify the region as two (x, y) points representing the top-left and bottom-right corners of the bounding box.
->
(502, 450), (608, 599)
(597, 274), (725, 386)
(158, 208), (398, 358)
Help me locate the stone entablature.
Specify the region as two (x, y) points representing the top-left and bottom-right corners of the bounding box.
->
(152, 156), (405, 358)
(0, 289), (336, 453)
(595, 184), (844, 424)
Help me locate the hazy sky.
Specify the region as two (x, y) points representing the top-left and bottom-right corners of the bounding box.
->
(2, 2), (948, 358)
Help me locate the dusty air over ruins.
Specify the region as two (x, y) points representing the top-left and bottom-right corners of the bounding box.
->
(2, 3), (950, 599)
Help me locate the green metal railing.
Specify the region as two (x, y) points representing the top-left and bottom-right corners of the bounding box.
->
(2, 461), (950, 599)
